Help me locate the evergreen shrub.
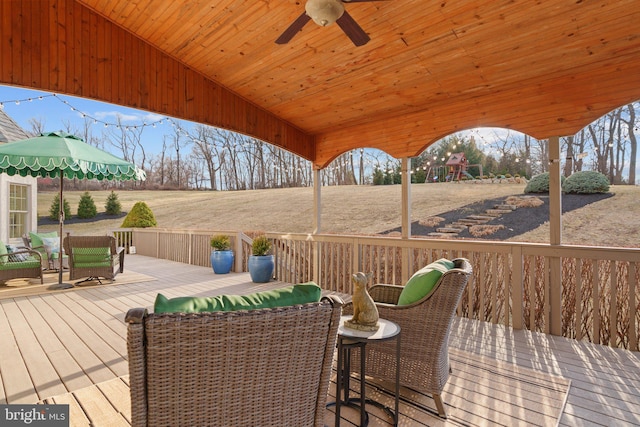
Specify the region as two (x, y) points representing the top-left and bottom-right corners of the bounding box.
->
(524, 172), (566, 193)
(563, 171), (610, 194)
(77, 191), (98, 219)
(49, 194), (72, 220)
(105, 191), (122, 215)
(121, 201), (157, 228)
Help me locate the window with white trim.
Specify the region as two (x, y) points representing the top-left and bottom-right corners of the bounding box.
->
(9, 184), (29, 239)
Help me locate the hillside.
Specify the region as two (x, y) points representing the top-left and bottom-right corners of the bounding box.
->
(36, 183), (639, 248)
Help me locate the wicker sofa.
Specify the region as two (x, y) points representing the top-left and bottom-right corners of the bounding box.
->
(0, 241), (43, 284)
(344, 257), (472, 418)
(63, 235), (124, 283)
(125, 295), (343, 427)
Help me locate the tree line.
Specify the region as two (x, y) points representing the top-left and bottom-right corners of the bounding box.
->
(30, 101), (640, 191)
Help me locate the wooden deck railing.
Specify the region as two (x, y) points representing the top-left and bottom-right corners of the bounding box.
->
(113, 228), (639, 351)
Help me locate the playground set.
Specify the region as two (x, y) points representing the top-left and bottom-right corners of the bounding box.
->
(423, 152), (483, 182)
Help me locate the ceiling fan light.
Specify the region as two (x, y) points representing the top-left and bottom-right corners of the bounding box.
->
(305, 0), (345, 27)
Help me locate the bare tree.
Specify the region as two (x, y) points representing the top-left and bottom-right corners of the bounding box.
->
(187, 124), (225, 190)
(27, 117), (46, 136)
(622, 103), (638, 185)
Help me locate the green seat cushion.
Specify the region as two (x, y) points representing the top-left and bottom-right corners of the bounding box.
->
(154, 282), (322, 314)
(0, 256), (41, 270)
(397, 258), (455, 305)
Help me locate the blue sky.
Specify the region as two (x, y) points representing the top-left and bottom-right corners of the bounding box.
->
(0, 85), (182, 155)
(3, 84), (636, 182)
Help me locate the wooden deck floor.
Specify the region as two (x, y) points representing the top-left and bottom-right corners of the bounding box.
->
(1, 255), (639, 426)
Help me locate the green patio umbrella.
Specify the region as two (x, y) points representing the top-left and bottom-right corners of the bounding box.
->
(0, 131), (146, 289)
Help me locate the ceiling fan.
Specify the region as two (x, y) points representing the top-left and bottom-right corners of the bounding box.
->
(275, 0), (383, 47)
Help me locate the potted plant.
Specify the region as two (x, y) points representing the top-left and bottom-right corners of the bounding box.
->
(248, 234), (274, 283)
(210, 234), (234, 274)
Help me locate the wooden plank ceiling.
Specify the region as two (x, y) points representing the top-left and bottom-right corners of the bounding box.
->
(1, 0), (640, 168)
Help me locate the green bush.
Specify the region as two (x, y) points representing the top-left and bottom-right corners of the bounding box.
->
(524, 172), (566, 193)
(105, 191), (122, 215)
(210, 234), (231, 251)
(372, 168), (384, 185)
(252, 235), (272, 256)
(49, 194), (71, 220)
(563, 171), (610, 194)
(121, 201), (157, 228)
(77, 191), (97, 219)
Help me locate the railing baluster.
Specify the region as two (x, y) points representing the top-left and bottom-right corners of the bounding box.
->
(593, 260), (601, 345)
(115, 228), (639, 350)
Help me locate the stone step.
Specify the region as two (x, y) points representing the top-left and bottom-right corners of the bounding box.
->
(456, 218), (487, 225)
(427, 232), (457, 237)
(436, 227), (464, 233)
(450, 222), (471, 228)
(486, 209), (512, 215)
(467, 215), (494, 221)
(494, 204), (517, 210)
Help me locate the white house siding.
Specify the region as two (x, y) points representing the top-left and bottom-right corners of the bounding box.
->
(0, 109), (37, 245)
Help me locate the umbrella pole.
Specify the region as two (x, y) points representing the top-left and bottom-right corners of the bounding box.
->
(47, 174), (73, 290)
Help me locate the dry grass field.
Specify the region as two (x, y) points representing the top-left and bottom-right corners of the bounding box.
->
(36, 182), (639, 248)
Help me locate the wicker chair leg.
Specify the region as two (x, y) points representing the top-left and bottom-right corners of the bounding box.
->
(434, 394), (447, 418)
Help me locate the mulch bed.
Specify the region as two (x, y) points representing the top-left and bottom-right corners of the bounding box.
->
(38, 211), (127, 226)
(381, 193), (614, 240)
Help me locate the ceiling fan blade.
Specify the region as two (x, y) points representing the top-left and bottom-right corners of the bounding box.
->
(336, 10), (370, 46)
(275, 13), (311, 44)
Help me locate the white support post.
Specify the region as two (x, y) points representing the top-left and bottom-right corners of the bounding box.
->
(313, 168), (322, 235)
(549, 136), (562, 246)
(313, 168), (321, 284)
(401, 157), (412, 283)
(548, 135), (563, 336)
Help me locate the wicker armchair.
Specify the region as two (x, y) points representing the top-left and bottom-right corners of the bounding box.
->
(125, 295), (343, 427)
(0, 246), (43, 284)
(344, 258), (472, 418)
(63, 235), (124, 283)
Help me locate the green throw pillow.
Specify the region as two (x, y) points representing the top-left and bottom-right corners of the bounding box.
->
(0, 241), (7, 265)
(29, 231), (58, 249)
(154, 282), (322, 313)
(397, 258), (455, 305)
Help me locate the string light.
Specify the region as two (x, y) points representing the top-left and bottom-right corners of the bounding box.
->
(0, 93), (168, 132)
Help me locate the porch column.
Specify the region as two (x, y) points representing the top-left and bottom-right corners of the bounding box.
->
(312, 168), (321, 285)
(313, 168), (321, 234)
(548, 135), (563, 336)
(401, 157), (412, 283)
(549, 136), (562, 245)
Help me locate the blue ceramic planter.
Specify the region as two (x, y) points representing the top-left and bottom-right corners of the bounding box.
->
(248, 255), (274, 283)
(210, 250), (234, 274)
